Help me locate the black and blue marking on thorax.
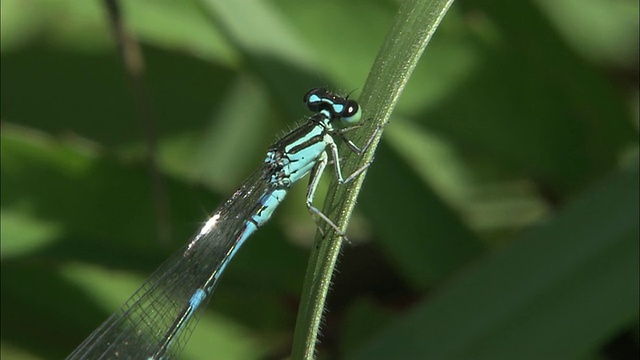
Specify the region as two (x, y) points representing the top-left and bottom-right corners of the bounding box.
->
(246, 88), (363, 230)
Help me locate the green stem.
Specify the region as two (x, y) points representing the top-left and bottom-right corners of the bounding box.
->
(290, 0), (457, 359)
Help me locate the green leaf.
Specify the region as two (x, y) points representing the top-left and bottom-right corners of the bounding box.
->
(351, 163), (639, 360)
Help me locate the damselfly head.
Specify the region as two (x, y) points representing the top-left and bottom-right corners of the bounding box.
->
(304, 88), (362, 125)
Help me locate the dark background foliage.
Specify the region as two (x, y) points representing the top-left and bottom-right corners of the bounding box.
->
(2, 0), (638, 359)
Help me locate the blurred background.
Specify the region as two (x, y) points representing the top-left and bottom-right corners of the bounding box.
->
(1, 0), (638, 359)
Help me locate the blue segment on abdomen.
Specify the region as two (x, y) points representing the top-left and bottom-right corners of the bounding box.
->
(236, 221), (258, 249)
(209, 188), (287, 288)
(217, 221), (259, 281)
(253, 189), (287, 226)
(189, 288), (207, 308)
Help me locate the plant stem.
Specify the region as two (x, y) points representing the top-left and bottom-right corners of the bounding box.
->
(290, 0), (457, 359)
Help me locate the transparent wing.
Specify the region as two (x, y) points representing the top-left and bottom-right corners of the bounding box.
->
(68, 168), (274, 360)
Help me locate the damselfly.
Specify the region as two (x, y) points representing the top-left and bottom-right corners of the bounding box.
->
(67, 88), (376, 359)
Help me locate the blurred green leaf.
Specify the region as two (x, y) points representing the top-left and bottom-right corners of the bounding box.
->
(351, 162), (639, 360)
